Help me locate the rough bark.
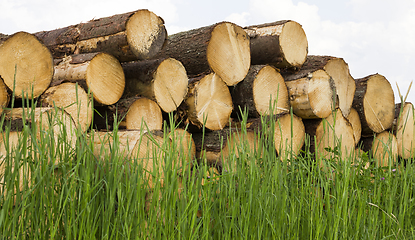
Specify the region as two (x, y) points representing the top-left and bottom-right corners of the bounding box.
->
(282, 68), (337, 119)
(231, 65), (290, 118)
(0, 32), (53, 99)
(394, 102), (414, 159)
(0, 78), (9, 114)
(53, 52), (125, 105)
(155, 22), (250, 86)
(244, 20), (308, 69)
(34, 9), (167, 62)
(40, 82), (93, 133)
(352, 74), (395, 136)
(122, 58), (188, 113)
(181, 73), (233, 131)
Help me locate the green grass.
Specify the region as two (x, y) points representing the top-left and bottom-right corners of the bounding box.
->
(0, 103), (415, 240)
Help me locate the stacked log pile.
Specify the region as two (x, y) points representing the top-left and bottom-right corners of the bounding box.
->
(1, 9), (414, 192)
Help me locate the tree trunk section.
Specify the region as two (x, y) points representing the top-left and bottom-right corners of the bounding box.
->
(34, 9), (167, 62)
(155, 22), (251, 86)
(40, 82), (93, 133)
(359, 131), (398, 167)
(394, 102), (414, 159)
(352, 74), (395, 136)
(53, 52), (125, 105)
(122, 58), (188, 113)
(282, 69), (337, 119)
(94, 97), (163, 131)
(346, 108), (362, 145)
(0, 78), (9, 114)
(3, 107), (77, 164)
(0, 32), (53, 98)
(231, 65), (290, 118)
(244, 20), (308, 69)
(182, 73), (233, 131)
(168, 128), (196, 176)
(193, 128), (259, 173)
(304, 108), (356, 161)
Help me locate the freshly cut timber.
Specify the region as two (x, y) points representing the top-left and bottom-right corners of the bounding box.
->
(346, 108), (362, 145)
(91, 130), (169, 189)
(0, 32), (53, 98)
(352, 74), (395, 136)
(273, 113), (305, 160)
(40, 82), (93, 133)
(304, 108), (355, 160)
(3, 107), (77, 164)
(282, 56), (355, 117)
(394, 102), (415, 159)
(0, 33), (8, 42)
(53, 52), (125, 105)
(0, 79), (9, 114)
(122, 58), (188, 113)
(0, 132), (31, 203)
(282, 68), (336, 119)
(244, 20), (308, 69)
(231, 65), (290, 118)
(156, 22), (250, 86)
(183, 73), (233, 131)
(193, 128), (259, 172)
(168, 128), (196, 175)
(360, 131), (398, 167)
(35, 9), (167, 61)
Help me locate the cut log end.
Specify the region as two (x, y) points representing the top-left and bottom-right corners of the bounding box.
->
(372, 131), (398, 167)
(153, 58), (188, 113)
(346, 108), (362, 145)
(395, 102), (415, 159)
(86, 53), (125, 105)
(126, 9), (167, 60)
(279, 21), (308, 68)
(360, 74), (395, 134)
(274, 113), (305, 159)
(323, 58), (356, 117)
(253, 65), (290, 115)
(126, 98), (163, 131)
(187, 73), (233, 131)
(41, 82), (93, 133)
(207, 22), (251, 86)
(0, 32), (53, 98)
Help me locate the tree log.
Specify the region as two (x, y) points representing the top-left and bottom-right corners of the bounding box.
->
(304, 108), (356, 160)
(360, 131), (398, 167)
(3, 107), (77, 165)
(168, 128), (196, 175)
(0, 78), (9, 114)
(282, 55), (355, 117)
(40, 82), (93, 133)
(193, 128), (259, 172)
(352, 74), (395, 136)
(34, 9), (167, 62)
(394, 102), (414, 159)
(346, 108), (362, 145)
(53, 52), (125, 105)
(122, 58), (188, 113)
(155, 22), (250, 86)
(91, 130), (169, 189)
(182, 73), (233, 131)
(0, 32), (53, 98)
(282, 69), (337, 119)
(231, 65), (290, 118)
(244, 20), (308, 69)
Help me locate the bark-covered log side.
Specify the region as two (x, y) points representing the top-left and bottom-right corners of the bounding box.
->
(245, 20), (308, 69)
(34, 9), (166, 61)
(231, 65), (289, 118)
(280, 55), (335, 81)
(352, 74), (395, 136)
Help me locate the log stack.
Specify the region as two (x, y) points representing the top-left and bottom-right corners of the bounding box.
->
(1, 8), (413, 194)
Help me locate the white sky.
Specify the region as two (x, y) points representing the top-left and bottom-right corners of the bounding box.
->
(1, 0), (414, 104)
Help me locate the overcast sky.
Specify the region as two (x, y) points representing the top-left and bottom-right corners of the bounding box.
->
(1, 0), (414, 104)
